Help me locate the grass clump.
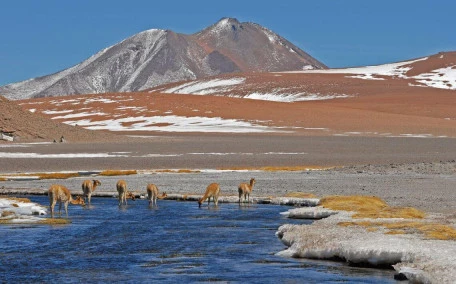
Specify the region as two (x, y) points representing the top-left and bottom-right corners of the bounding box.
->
(1, 210), (15, 217)
(338, 220), (456, 240)
(217, 166), (334, 172)
(284, 192), (317, 198)
(353, 206), (425, 219)
(320, 195), (387, 212)
(4, 172), (80, 180)
(38, 218), (71, 225)
(99, 170), (137, 176)
(153, 169), (200, 174)
(1, 197), (32, 203)
(37, 172), (80, 179)
(320, 195), (425, 219)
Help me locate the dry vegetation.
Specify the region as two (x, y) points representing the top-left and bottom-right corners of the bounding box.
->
(1, 210), (15, 217)
(339, 220), (456, 240)
(217, 166), (335, 171)
(284, 192), (317, 198)
(319, 195), (426, 219)
(323, 195), (455, 240)
(0, 172), (80, 180)
(152, 169), (201, 174)
(38, 218), (71, 225)
(3, 197), (32, 203)
(99, 170), (138, 176)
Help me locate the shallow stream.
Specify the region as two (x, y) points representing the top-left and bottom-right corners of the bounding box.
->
(0, 196), (397, 283)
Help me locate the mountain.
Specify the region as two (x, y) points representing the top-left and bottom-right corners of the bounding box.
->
(0, 18), (326, 100)
(18, 52), (456, 138)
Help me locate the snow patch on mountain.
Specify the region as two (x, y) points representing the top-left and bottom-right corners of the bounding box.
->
(285, 57), (427, 77)
(413, 66), (456, 90)
(163, 78), (245, 94)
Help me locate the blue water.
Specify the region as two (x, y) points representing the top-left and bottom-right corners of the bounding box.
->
(0, 196), (396, 283)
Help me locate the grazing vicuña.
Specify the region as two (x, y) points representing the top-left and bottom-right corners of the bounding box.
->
(198, 183), (221, 208)
(81, 179), (101, 205)
(48, 184), (85, 217)
(238, 178), (256, 204)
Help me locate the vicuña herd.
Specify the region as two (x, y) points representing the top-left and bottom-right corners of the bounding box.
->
(47, 178), (256, 217)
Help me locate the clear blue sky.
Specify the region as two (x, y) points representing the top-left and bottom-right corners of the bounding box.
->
(1, 0), (454, 85)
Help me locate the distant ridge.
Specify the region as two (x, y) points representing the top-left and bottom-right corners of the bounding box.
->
(0, 17), (326, 100)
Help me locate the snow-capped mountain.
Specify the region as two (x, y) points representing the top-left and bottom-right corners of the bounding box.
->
(0, 18), (326, 100)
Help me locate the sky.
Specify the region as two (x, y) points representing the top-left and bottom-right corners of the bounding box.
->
(1, 0), (455, 86)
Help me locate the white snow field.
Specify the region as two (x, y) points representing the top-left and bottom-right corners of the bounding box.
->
(283, 57), (456, 90)
(63, 115), (283, 133)
(160, 77), (351, 102)
(278, 206), (456, 283)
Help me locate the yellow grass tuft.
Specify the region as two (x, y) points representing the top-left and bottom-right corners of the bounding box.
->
(177, 169), (201, 173)
(38, 218), (71, 225)
(4, 172), (80, 180)
(217, 166), (335, 172)
(285, 192), (317, 198)
(353, 206), (426, 219)
(320, 195), (388, 212)
(386, 230), (406, 235)
(99, 170), (137, 176)
(153, 169), (200, 174)
(37, 173), (80, 179)
(1, 210), (15, 217)
(320, 195), (425, 219)
(338, 220), (456, 240)
(2, 197), (32, 203)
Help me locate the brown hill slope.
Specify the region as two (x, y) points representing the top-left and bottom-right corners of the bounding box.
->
(0, 96), (122, 142)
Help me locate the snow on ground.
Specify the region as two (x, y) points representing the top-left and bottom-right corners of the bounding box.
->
(0, 152), (130, 158)
(62, 115), (283, 133)
(0, 197), (47, 223)
(160, 77), (351, 102)
(277, 207), (456, 283)
(162, 78), (245, 94)
(413, 66), (456, 90)
(281, 57), (456, 91)
(52, 112), (107, 119)
(42, 109), (74, 115)
(282, 57), (428, 77)
(243, 92), (351, 102)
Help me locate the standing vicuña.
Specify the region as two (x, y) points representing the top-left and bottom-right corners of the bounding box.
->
(116, 180), (129, 206)
(238, 178), (256, 204)
(146, 184), (167, 206)
(82, 179), (101, 205)
(48, 184), (85, 217)
(198, 183), (221, 208)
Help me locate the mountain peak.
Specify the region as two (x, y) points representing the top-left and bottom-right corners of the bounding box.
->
(0, 18), (327, 100)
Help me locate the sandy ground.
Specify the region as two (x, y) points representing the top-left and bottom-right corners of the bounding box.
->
(0, 134), (455, 214)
